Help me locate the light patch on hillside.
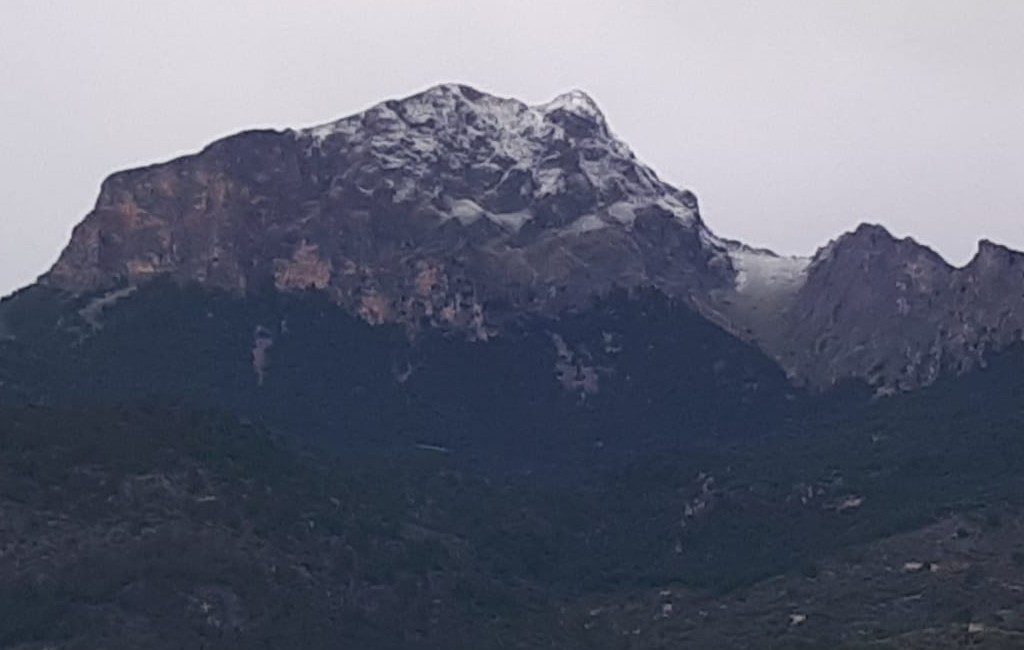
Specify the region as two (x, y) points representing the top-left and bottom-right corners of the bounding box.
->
(710, 245), (810, 350)
(730, 246), (810, 295)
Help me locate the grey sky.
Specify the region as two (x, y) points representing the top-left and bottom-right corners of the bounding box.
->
(2, 0), (1023, 297)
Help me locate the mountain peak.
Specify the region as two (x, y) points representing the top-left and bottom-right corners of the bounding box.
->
(417, 82), (484, 98)
(42, 85), (719, 332)
(809, 222), (952, 270)
(832, 223), (901, 249)
(300, 85), (615, 147)
(850, 222), (894, 239)
(974, 238), (1014, 258)
(539, 88), (605, 119)
(405, 84), (605, 120)
(966, 238), (1024, 274)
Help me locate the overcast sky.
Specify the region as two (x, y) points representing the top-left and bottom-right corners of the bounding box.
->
(2, 1), (1023, 296)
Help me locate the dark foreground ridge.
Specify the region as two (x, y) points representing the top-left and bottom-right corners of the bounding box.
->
(3, 279), (1024, 647)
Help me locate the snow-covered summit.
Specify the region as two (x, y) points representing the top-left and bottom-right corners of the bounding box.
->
(537, 89), (608, 129)
(295, 84), (699, 233)
(304, 84), (608, 143)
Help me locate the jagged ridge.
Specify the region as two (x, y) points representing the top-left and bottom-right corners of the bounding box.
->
(36, 83), (1024, 390)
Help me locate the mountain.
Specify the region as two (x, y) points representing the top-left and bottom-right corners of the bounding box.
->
(711, 225), (1024, 391)
(41, 84), (729, 340)
(783, 227), (1024, 390)
(5, 83), (1024, 648)
(33, 83), (1024, 391)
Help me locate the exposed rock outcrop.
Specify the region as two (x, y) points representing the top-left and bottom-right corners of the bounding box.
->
(43, 84), (730, 340)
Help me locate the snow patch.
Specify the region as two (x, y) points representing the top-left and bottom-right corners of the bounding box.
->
(448, 199), (485, 225)
(534, 167), (564, 198)
(538, 89), (606, 125)
(564, 214), (608, 236)
(79, 286), (139, 328)
(606, 202), (637, 226)
(656, 196), (698, 226)
(488, 210), (532, 231)
(292, 84), (710, 248)
(729, 246), (810, 294)
(303, 116), (360, 143)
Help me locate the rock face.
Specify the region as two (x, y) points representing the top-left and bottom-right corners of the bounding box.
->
(44, 84), (731, 338)
(708, 224), (1024, 390)
(39, 83), (1024, 390)
(776, 226), (1024, 390)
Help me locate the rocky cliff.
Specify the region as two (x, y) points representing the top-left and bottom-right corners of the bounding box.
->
(778, 226), (1024, 390)
(39, 84), (1024, 391)
(43, 84), (731, 339)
